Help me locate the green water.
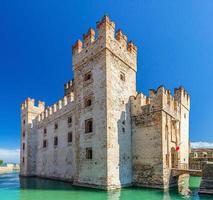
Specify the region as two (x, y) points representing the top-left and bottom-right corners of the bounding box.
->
(0, 173), (212, 200)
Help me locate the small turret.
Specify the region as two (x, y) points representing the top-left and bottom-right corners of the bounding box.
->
(20, 97), (45, 176)
(127, 41), (137, 54)
(116, 29), (127, 48)
(174, 87), (190, 110)
(83, 28), (95, 48)
(96, 15), (115, 39)
(72, 40), (83, 55)
(64, 79), (74, 96)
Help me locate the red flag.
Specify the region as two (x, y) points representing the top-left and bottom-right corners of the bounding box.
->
(176, 146), (180, 151)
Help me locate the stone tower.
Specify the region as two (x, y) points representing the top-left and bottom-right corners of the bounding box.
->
(20, 98), (45, 176)
(174, 87), (190, 166)
(130, 86), (190, 189)
(20, 15), (190, 190)
(72, 16), (137, 189)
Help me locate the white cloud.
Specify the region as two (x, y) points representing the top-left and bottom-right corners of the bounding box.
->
(0, 149), (20, 163)
(191, 142), (213, 149)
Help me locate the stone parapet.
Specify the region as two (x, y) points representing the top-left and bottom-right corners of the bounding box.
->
(130, 85), (184, 121)
(199, 162), (213, 194)
(72, 15), (137, 71)
(36, 92), (74, 123)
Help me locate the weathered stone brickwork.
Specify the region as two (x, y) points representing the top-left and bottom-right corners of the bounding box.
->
(20, 16), (190, 190)
(199, 162), (213, 194)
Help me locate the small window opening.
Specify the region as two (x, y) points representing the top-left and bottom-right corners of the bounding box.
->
(43, 140), (47, 148)
(84, 72), (92, 81)
(54, 136), (58, 146)
(68, 132), (72, 143)
(86, 147), (93, 159)
(85, 98), (92, 107)
(68, 116), (72, 125)
(85, 118), (93, 133)
(120, 72), (125, 81)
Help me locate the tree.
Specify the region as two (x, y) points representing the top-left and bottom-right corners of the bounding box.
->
(0, 160), (3, 166)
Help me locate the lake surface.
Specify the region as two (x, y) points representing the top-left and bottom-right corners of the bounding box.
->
(0, 172), (212, 200)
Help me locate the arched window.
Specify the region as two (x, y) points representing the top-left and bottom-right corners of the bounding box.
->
(84, 97), (92, 107)
(85, 119), (93, 133)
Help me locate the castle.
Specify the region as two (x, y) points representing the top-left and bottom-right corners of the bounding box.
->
(20, 16), (190, 190)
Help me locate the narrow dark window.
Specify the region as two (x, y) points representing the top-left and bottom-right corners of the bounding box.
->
(54, 136), (58, 146)
(68, 132), (72, 143)
(54, 123), (58, 130)
(23, 131), (25, 137)
(122, 127), (125, 133)
(43, 140), (47, 148)
(85, 118), (93, 133)
(23, 143), (25, 150)
(84, 71), (92, 81)
(44, 128), (47, 135)
(86, 147), (92, 159)
(23, 119), (25, 125)
(68, 116), (72, 125)
(120, 72), (125, 81)
(22, 157), (25, 163)
(85, 97), (92, 107)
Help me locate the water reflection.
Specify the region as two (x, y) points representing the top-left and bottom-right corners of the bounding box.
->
(0, 173), (209, 200)
(20, 176), (74, 191)
(19, 175), (190, 200)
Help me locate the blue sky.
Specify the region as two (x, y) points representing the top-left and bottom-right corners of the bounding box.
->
(0, 0), (213, 162)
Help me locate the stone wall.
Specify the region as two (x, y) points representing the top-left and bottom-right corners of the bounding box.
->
(199, 162), (213, 194)
(35, 101), (75, 181)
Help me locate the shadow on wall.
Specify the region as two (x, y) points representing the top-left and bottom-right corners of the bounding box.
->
(117, 100), (132, 186)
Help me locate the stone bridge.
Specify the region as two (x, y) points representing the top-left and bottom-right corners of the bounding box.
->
(172, 168), (202, 177)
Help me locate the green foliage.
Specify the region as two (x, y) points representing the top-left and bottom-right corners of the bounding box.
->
(0, 160), (3, 166)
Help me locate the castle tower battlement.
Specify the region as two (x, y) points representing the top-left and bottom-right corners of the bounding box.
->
(36, 92), (74, 123)
(21, 98), (45, 113)
(72, 15), (137, 71)
(64, 79), (74, 96)
(131, 86), (183, 119)
(174, 86), (190, 110)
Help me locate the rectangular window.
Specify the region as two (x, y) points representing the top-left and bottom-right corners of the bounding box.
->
(23, 119), (25, 125)
(86, 147), (92, 159)
(23, 143), (25, 150)
(22, 157), (25, 163)
(84, 71), (92, 82)
(43, 140), (47, 148)
(84, 97), (92, 108)
(85, 118), (93, 133)
(120, 72), (125, 81)
(122, 127), (125, 133)
(68, 116), (72, 126)
(44, 128), (47, 135)
(54, 136), (58, 146)
(22, 131), (25, 137)
(68, 132), (72, 143)
(54, 123), (58, 130)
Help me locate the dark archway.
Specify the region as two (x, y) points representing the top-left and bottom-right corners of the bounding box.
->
(171, 147), (178, 168)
